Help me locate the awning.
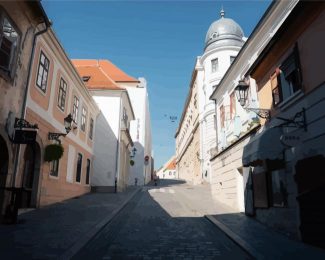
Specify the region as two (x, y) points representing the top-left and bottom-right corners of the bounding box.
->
(242, 127), (284, 167)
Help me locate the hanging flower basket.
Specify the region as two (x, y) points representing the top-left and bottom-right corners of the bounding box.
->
(130, 159), (135, 166)
(44, 144), (64, 162)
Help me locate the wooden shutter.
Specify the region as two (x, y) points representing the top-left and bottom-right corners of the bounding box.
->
(252, 170), (269, 208)
(270, 68), (282, 106)
(220, 105), (225, 128)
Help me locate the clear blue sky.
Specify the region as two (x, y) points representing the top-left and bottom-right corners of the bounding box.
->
(42, 0), (271, 169)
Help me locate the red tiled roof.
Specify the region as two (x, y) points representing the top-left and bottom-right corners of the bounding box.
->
(73, 64), (123, 90)
(165, 158), (176, 170)
(72, 59), (139, 84)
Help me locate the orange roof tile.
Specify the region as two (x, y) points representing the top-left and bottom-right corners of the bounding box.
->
(72, 60), (123, 90)
(165, 158), (176, 170)
(72, 59), (139, 84)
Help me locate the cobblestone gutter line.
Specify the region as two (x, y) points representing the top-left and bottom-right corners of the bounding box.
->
(205, 215), (262, 260)
(59, 188), (142, 260)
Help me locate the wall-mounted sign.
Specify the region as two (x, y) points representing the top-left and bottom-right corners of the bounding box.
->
(13, 129), (37, 144)
(280, 132), (305, 147)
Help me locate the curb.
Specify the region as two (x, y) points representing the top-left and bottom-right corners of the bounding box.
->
(59, 188), (142, 260)
(205, 215), (264, 260)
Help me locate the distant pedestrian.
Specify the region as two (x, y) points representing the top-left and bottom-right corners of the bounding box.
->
(135, 177), (138, 186)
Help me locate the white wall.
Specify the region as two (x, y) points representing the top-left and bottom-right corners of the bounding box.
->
(198, 47), (242, 182)
(124, 78), (153, 186)
(157, 169), (176, 179)
(92, 94), (121, 138)
(92, 112), (118, 187)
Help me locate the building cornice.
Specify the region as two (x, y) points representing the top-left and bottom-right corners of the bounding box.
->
(175, 60), (199, 137)
(210, 124), (260, 161)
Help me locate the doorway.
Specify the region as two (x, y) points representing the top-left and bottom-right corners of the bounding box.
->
(21, 142), (41, 208)
(295, 155), (325, 249)
(0, 135), (9, 214)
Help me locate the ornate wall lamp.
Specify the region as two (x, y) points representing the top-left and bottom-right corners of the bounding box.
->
(48, 114), (74, 141)
(235, 79), (271, 120)
(234, 79), (307, 130)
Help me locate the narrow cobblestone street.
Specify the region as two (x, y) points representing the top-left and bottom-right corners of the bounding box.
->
(73, 180), (251, 259)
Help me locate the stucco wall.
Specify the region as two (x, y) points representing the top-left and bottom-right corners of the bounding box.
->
(92, 112), (117, 187)
(210, 135), (250, 211)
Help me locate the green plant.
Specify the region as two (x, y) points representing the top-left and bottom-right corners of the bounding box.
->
(130, 159), (135, 166)
(44, 144), (64, 162)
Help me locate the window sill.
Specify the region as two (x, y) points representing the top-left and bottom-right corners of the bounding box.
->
(57, 105), (65, 114)
(49, 174), (59, 180)
(35, 83), (47, 96)
(278, 90), (304, 111)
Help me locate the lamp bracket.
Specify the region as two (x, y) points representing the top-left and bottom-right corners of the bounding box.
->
(276, 108), (307, 131)
(48, 132), (67, 141)
(245, 108), (271, 120)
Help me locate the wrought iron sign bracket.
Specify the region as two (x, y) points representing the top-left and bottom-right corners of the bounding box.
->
(48, 132), (67, 141)
(276, 108), (307, 131)
(14, 118), (38, 129)
(245, 108), (271, 120)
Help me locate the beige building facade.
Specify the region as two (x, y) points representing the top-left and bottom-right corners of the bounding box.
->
(16, 28), (100, 207)
(175, 68), (201, 185)
(0, 1), (50, 221)
(242, 1), (325, 246)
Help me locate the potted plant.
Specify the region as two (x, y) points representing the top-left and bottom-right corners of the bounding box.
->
(130, 159), (135, 166)
(44, 144), (64, 162)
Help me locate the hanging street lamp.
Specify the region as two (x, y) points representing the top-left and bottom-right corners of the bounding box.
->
(234, 79), (271, 120)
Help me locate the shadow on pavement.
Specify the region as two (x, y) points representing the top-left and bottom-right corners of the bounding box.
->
(147, 179), (187, 188)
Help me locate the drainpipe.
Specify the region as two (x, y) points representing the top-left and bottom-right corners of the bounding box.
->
(10, 20), (50, 214)
(114, 93), (123, 192)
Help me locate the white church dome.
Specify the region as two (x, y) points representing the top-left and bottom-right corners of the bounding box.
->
(205, 9), (245, 52)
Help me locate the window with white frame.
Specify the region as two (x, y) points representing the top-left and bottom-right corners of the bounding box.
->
(271, 45), (302, 106)
(57, 77), (67, 111)
(0, 11), (20, 77)
(50, 159), (59, 177)
(86, 159), (90, 185)
(81, 107), (87, 132)
(89, 118), (94, 140)
(211, 58), (218, 73)
(76, 153), (82, 183)
(72, 96), (79, 123)
(36, 51), (50, 92)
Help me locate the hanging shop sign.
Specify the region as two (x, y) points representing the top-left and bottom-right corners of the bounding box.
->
(13, 129), (37, 144)
(280, 132), (305, 147)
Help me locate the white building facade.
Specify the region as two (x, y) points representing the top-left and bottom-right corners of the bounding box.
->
(176, 10), (246, 185)
(198, 10), (246, 183)
(120, 78), (153, 186)
(209, 1), (300, 212)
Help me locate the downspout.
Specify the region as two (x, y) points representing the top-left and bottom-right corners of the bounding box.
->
(11, 21), (50, 189)
(114, 92), (123, 192)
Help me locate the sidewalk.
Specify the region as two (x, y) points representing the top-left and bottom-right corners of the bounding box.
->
(206, 213), (325, 259)
(171, 181), (325, 259)
(0, 186), (140, 259)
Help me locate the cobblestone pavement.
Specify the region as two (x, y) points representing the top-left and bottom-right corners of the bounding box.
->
(0, 187), (139, 259)
(74, 180), (252, 259)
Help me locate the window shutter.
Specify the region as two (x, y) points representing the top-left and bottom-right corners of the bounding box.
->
(271, 69), (282, 106)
